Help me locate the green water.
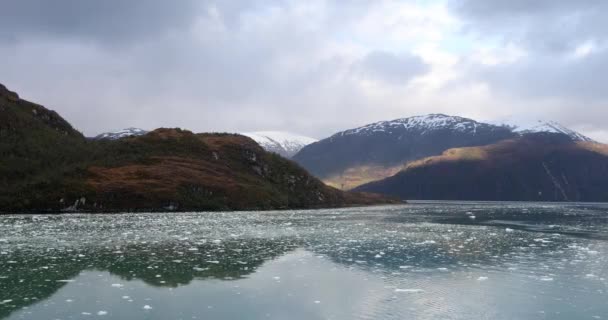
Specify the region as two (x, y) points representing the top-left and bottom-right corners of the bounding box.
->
(0, 203), (607, 319)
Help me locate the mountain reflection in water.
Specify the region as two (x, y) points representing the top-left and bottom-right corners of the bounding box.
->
(0, 203), (607, 319)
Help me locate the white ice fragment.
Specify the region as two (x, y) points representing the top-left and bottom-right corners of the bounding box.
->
(207, 261), (220, 264)
(66, 299), (73, 303)
(97, 311), (108, 316)
(395, 289), (424, 293)
(505, 228), (514, 233)
(273, 276), (281, 280)
(1, 300), (13, 304)
(539, 276), (554, 281)
(111, 283), (124, 288)
(469, 215), (476, 220)
(122, 296), (130, 299)
(82, 312), (92, 315)
(57, 279), (75, 283)
(143, 305), (153, 310)
(314, 301), (321, 304)
(477, 277), (489, 281)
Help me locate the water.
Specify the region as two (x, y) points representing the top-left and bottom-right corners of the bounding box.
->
(0, 202), (607, 320)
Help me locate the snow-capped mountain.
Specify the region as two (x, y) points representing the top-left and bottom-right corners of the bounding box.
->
(242, 131), (317, 158)
(94, 128), (148, 140)
(295, 113), (597, 190)
(339, 114), (496, 137)
(506, 120), (593, 142)
(294, 114), (516, 182)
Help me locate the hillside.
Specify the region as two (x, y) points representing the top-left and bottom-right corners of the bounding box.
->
(0, 83), (395, 212)
(355, 133), (608, 202)
(293, 114), (516, 189)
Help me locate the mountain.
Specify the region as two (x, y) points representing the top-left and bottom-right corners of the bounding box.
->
(94, 128), (148, 140)
(293, 114), (517, 189)
(0, 83), (395, 212)
(242, 131), (317, 158)
(355, 133), (608, 202)
(495, 118), (594, 142)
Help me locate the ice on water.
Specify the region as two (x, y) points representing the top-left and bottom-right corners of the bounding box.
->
(0, 203), (607, 319)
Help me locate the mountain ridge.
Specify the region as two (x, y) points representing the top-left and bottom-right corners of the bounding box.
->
(355, 133), (608, 202)
(242, 131), (317, 158)
(294, 114), (594, 190)
(0, 83), (395, 213)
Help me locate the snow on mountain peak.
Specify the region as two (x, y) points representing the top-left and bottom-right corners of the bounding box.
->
(340, 114), (490, 137)
(242, 131), (317, 158)
(514, 120), (593, 141)
(94, 128), (148, 140)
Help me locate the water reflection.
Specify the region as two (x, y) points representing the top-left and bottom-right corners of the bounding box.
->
(0, 204), (607, 319)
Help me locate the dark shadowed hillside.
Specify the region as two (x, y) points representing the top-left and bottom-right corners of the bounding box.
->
(355, 134), (608, 202)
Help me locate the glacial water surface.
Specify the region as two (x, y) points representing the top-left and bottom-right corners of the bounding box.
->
(0, 202), (607, 320)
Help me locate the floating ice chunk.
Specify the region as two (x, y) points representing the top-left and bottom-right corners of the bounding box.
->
(57, 279), (75, 283)
(477, 277), (489, 281)
(539, 276), (554, 281)
(111, 283), (124, 288)
(81, 312), (92, 315)
(97, 311), (108, 316)
(505, 228), (514, 233)
(469, 216), (476, 220)
(122, 296), (130, 299)
(437, 268), (449, 272)
(273, 276), (281, 280)
(143, 305), (153, 310)
(314, 301), (321, 304)
(207, 261), (220, 264)
(66, 299), (73, 303)
(1, 300), (13, 304)
(212, 240), (222, 244)
(395, 289), (424, 293)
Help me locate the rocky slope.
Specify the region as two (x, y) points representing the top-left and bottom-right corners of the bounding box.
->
(0, 83), (395, 213)
(355, 133), (608, 202)
(242, 131), (317, 158)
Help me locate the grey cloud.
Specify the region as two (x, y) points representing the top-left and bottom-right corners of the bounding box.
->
(0, 0), (206, 44)
(451, 0), (608, 140)
(452, 0), (608, 53)
(0, 1), (386, 138)
(357, 51), (429, 85)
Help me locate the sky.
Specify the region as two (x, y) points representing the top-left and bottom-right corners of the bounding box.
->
(1, 0), (608, 141)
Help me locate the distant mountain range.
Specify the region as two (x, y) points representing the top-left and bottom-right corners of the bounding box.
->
(94, 128), (148, 140)
(242, 131), (317, 158)
(0, 83), (394, 213)
(293, 114), (518, 189)
(94, 129), (316, 159)
(293, 114), (598, 191)
(5, 79), (608, 204)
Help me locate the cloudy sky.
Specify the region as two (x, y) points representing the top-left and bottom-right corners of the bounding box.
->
(1, 0), (607, 141)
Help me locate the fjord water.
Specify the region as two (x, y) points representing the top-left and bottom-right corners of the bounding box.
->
(0, 203), (607, 320)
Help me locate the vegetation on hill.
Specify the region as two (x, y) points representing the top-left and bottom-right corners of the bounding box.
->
(0, 84), (395, 212)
